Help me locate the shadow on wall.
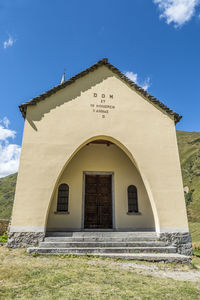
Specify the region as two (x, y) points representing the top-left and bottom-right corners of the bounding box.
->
(26, 67), (113, 131)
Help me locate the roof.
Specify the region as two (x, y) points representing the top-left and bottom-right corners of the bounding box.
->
(19, 58), (182, 123)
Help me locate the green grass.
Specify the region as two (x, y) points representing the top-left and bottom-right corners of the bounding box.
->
(193, 249), (200, 257)
(191, 256), (200, 267)
(0, 233), (8, 243)
(189, 223), (200, 243)
(0, 247), (200, 300)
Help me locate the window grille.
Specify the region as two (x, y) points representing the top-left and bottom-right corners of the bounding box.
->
(128, 185), (138, 213)
(57, 184), (69, 212)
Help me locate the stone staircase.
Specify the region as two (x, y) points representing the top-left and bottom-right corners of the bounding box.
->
(27, 232), (191, 263)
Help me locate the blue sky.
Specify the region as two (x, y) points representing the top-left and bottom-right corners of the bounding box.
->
(0, 0), (200, 177)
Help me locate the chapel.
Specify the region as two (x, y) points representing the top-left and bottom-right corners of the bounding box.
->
(8, 58), (192, 260)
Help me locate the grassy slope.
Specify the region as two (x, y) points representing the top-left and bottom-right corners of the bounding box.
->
(176, 131), (200, 222)
(0, 130), (200, 240)
(176, 131), (200, 243)
(0, 173), (17, 219)
(0, 248), (200, 299)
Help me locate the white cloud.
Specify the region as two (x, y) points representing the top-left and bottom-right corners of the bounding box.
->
(0, 116), (10, 129)
(125, 71), (138, 83)
(124, 71), (151, 91)
(0, 124), (16, 141)
(153, 0), (200, 27)
(3, 36), (14, 49)
(0, 117), (21, 178)
(141, 77), (151, 91)
(0, 143), (21, 178)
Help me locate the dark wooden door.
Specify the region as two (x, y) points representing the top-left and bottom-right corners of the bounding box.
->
(84, 174), (112, 229)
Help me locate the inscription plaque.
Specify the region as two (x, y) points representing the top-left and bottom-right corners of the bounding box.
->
(90, 93), (115, 118)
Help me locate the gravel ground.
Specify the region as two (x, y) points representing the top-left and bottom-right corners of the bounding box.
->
(88, 259), (200, 282)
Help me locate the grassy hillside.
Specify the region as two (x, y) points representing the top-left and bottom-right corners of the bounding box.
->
(0, 131), (199, 226)
(0, 173), (17, 219)
(176, 131), (200, 223)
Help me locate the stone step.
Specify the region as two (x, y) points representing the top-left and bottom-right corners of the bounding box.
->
(27, 246), (176, 254)
(99, 253), (191, 263)
(46, 232), (157, 238)
(39, 241), (167, 248)
(84, 253), (190, 264)
(44, 237), (158, 242)
(27, 249), (190, 263)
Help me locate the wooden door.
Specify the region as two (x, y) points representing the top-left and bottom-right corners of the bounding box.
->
(84, 174), (112, 229)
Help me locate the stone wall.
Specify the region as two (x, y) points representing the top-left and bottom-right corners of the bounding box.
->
(0, 219), (9, 235)
(7, 232), (45, 248)
(159, 232), (193, 256)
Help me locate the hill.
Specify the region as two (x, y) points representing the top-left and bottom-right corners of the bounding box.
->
(0, 131), (199, 223)
(176, 131), (200, 223)
(0, 173), (17, 219)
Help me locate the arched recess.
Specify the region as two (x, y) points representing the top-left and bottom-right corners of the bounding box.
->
(44, 135), (160, 233)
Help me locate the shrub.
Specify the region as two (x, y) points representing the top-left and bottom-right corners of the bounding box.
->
(0, 232), (8, 243)
(192, 242), (200, 257)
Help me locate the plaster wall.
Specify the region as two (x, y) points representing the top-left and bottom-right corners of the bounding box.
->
(47, 144), (155, 230)
(10, 65), (189, 233)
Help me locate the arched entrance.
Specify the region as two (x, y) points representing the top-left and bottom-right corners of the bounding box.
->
(46, 138), (156, 232)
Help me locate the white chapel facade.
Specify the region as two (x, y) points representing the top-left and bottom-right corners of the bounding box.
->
(8, 58), (192, 254)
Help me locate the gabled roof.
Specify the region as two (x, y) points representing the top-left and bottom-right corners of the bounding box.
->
(19, 58), (182, 123)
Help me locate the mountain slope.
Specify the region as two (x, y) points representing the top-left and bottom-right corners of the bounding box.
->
(0, 173), (17, 219)
(177, 131), (200, 223)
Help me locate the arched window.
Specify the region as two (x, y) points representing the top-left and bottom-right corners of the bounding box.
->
(128, 185), (138, 213)
(57, 184), (69, 212)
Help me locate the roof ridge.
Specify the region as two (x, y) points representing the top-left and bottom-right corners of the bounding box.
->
(19, 58), (182, 123)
